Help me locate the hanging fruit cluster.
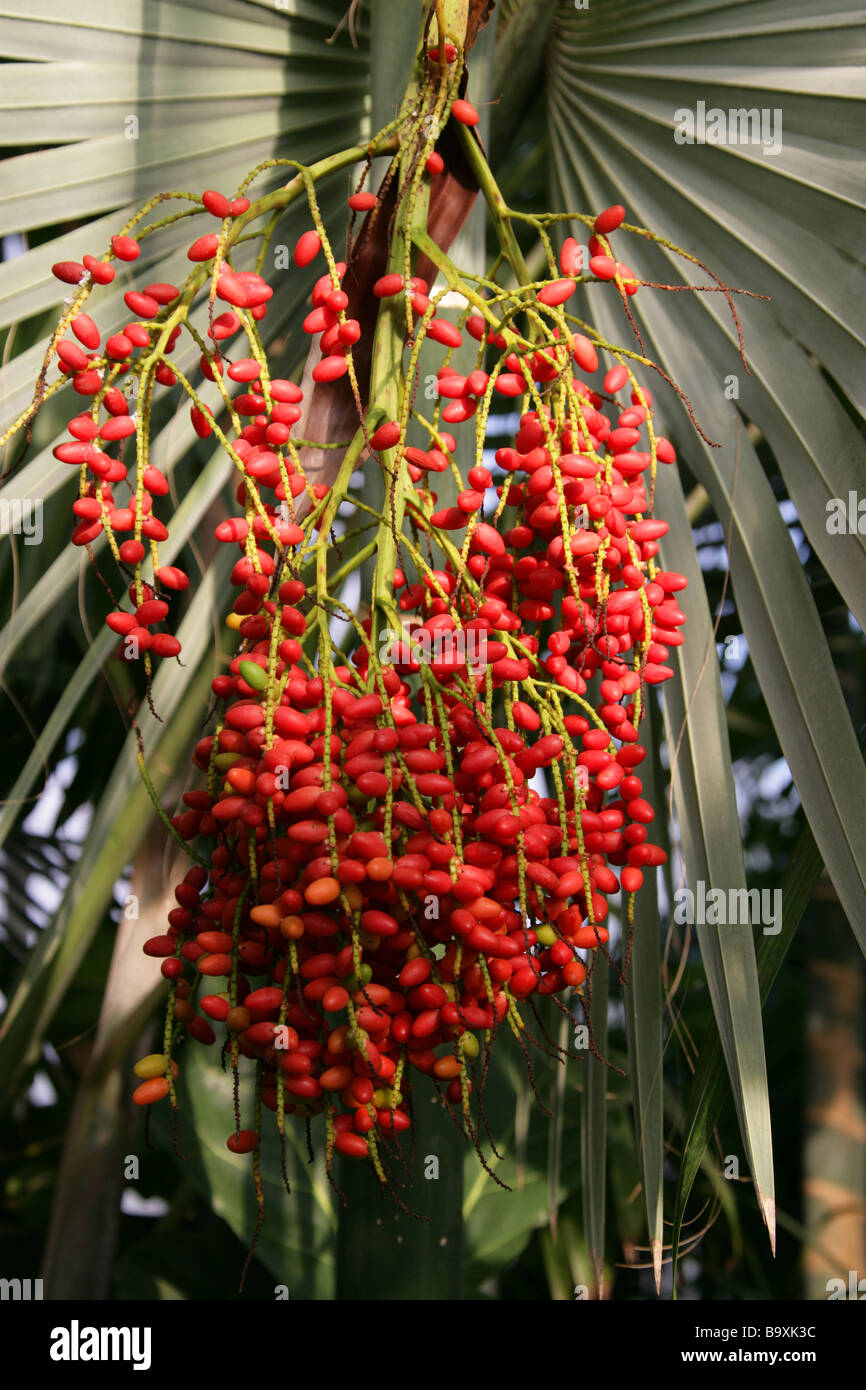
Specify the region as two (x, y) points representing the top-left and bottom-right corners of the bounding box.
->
(5, 19), (729, 1255)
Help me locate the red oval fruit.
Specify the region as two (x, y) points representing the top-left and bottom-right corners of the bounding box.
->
(227, 358), (260, 383)
(201, 995), (231, 1022)
(132, 1078), (170, 1106)
(105, 333), (133, 360)
(538, 278), (576, 306)
(70, 314), (100, 349)
(322, 985), (350, 1013)
(143, 935), (176, 958)
(559, 237), (582, 276)
(100, 416), (136, 440)
(427, 318), (462, 348)
(203, 189), (231, 218)
(373, 273), (404, 299)
(227, 1130), (259, 1154)
(594, 204), (625, 234)
(52, 260), (85, 284)
(156, 565), (189, 590)
(335, 1132), (369, 1159)
(370, 420), (400, 451)
(294, 230), (321, 267)
(473, 522), (505, 557)
(83, 255), (115, 284)
(320, 1065), (353, 1091)
(604, 364), (629, 393)
(188, 233), (219, 262)
(451, 98), (479, 126)
(198, 952), (233, 976)
(57, 340), (90, 372)
(571, 333), (599, 373)
(312, 354), (348, 383)
(111, 235), (141, 261)
(589, 255), (617, 280)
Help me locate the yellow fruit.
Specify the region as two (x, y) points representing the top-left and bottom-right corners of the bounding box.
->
(133, 1053), (179, 1080)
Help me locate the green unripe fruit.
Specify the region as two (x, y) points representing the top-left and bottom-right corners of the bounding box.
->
(238, 659), (268, 691)
(345, 963), (374, 990)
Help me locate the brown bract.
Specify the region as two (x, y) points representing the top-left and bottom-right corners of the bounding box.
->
(294, 105), (487, 510)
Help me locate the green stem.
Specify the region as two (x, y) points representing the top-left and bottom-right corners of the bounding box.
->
(455, 122), (531, 286)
